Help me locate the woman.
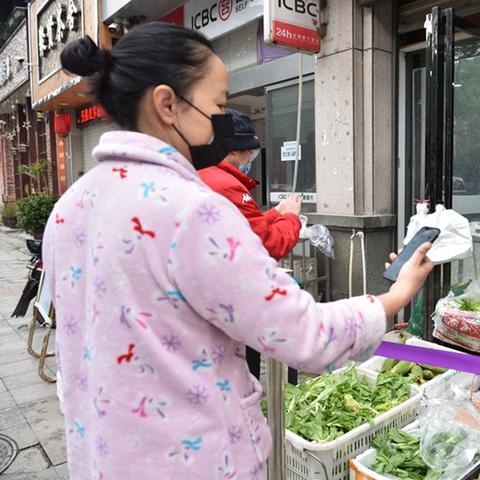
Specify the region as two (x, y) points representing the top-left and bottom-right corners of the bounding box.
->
(43, 22), (432, 479)
(199, 110), (302, 380)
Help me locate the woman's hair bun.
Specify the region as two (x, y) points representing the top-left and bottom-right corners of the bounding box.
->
(61, 35), (111, 77)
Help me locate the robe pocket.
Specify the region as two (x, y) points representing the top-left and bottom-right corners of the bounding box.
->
(239, 380), (272, 463)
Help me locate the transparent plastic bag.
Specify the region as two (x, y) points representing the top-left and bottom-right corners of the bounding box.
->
(307, 224), (335, 259)
(419, 383), (480, 479)
(298, 215), (335, 258)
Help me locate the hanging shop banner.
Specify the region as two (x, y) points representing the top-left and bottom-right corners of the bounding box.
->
(257, 19), (293, 64)
(375, 341), (480, 375)
(264, 0), (320, 53)
(185, 0), (263, 39)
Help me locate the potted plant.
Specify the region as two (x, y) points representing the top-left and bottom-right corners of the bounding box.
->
(1, 201), (17, 228)
(16, 194), (58, 239)
(19, 159), (48, 196)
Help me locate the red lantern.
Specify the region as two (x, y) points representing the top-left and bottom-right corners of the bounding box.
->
(54, 111), (71, 135)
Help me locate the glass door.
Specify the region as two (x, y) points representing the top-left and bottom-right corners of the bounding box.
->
(406, 7), (480, 340)
(265, 77), (316, 213)
(409, 35), (480, 286)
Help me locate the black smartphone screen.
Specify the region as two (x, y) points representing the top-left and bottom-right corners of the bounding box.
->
(383, 227), (440, 282)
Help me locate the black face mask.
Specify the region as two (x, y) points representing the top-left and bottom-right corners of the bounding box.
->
(173, 98), (234, 170)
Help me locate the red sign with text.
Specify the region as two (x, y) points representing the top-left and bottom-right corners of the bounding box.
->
(76, 104), (108, 127)
(272, 20), (320, 51)
(265, 0), (320, 54)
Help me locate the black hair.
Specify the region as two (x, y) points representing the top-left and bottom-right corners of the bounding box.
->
(60, 22), (215, 130)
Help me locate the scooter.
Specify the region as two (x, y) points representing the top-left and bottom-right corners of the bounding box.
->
(11, 239), (45, 324)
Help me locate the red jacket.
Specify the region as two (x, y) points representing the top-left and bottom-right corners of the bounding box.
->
(199, 161), (300, 260)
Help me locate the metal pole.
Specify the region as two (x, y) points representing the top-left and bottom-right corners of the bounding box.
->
(266, 357), (285, 480)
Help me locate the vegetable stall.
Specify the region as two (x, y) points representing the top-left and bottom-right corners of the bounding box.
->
(265, 330), (480, 480)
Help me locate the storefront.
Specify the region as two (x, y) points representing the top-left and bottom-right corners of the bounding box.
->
(396, 1), (480, 341)
(0, 12), (59, 204)
(69, 103), (115, 181)
(0, 16), (30, 203)
(48, 0), (478, 308)
(27, 0), (114, 192)
(102, 0), (318, 208)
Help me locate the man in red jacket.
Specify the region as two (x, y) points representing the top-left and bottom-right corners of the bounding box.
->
(199, 109), (302, 380)
(199, 109), (302, 261)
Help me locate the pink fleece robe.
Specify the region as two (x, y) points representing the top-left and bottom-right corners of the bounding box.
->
(42, 131), (386, 480)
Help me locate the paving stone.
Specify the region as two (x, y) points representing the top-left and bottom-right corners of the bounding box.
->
(10, 382), (57, 406)
(0, 348), (31, 367)
(54, 463), (69, 480)
(3, 370), (50, 391)
(0, 391), (16, 410)
(41, 431), (67, 467)
(0, 229), (65, 479)
(0, 405), (24, 430)
(1, 468), (59, 480)
(2, 444), (51, 475)
(0, 359), (41, 378)
(19, 396), (65, 440)
(0, 333), (24, 350)
(1, 420), (39, 450)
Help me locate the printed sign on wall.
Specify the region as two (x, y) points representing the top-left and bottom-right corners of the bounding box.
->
(281, 141), (302, 161)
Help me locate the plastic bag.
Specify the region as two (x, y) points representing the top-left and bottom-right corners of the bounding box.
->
(432, 281), (480, 353)
(404, 203), (473, 265)
(299, 215), (335, 258)
(404, 202), (430, 244)
(419, 383), (480, 479)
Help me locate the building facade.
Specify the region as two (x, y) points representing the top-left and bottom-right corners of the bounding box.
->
(16, 0), (480, 302)
(0, 9), (59, 206)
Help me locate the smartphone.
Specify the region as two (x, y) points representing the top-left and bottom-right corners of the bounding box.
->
(383, 226), (440, 282)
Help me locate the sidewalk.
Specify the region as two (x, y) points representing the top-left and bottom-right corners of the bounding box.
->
(0, 227), (68, 479)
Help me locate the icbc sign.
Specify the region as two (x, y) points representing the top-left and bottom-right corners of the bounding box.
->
(264, 0), (320, 53)
(218, 0), (232, 21)
(185, 0), (262, 39)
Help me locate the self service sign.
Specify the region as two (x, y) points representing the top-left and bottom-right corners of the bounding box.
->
(264, 0), (320, 53)
(185, 0), (263, 40)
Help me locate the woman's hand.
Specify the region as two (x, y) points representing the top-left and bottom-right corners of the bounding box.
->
(379, 242), (433, 317)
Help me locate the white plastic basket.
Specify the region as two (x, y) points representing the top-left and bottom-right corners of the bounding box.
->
(285, 368), (422, 480)
(350, 421), (480, 480)
(359, 337), (466, 395)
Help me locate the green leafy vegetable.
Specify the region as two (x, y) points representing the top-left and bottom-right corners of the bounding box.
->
(372, 429), (442, 480)
(421, 428), (469, 471)
(285, 364), (410, 442)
